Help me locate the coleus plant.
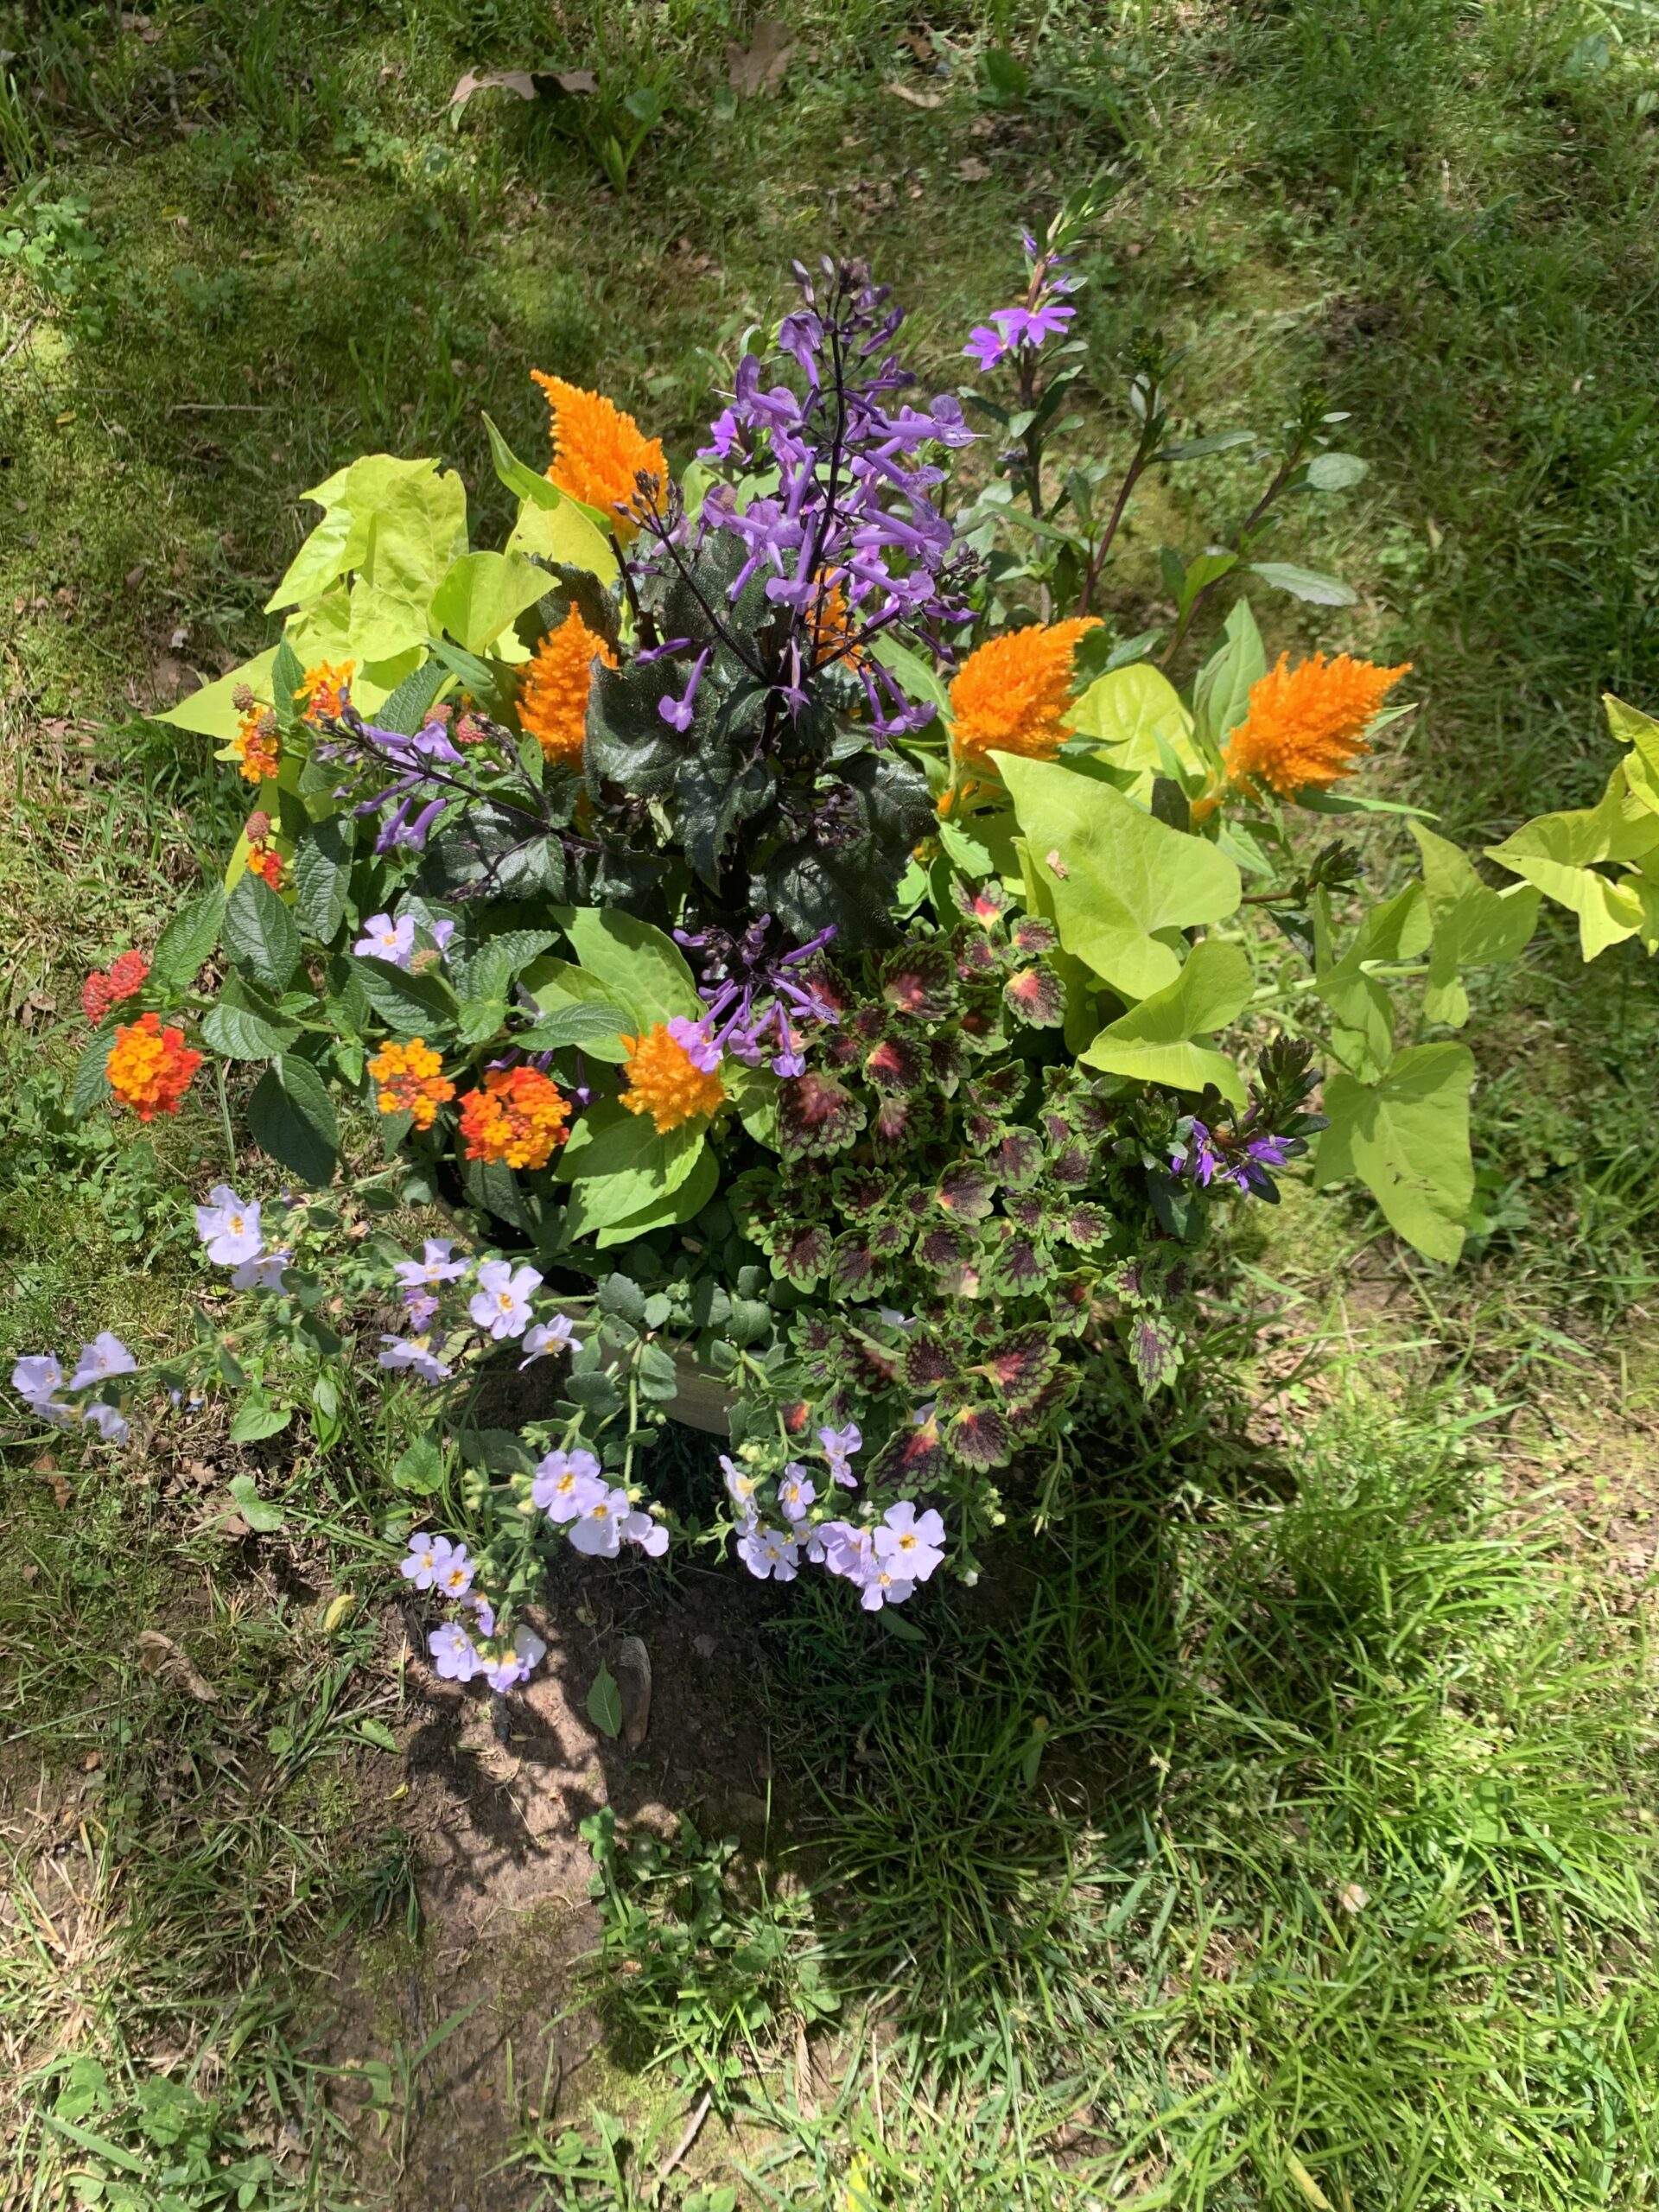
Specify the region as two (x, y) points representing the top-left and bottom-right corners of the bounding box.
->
(37, 245), (1656, 1681)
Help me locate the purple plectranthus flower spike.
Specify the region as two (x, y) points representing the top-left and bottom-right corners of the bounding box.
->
(658, 645), (711, 733)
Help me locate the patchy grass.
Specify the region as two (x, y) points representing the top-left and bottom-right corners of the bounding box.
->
(3, 0), (1658, 2202)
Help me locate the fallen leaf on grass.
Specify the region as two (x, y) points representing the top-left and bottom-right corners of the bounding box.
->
(137, 1629), (219, 1702)
(727, 19), (795, 96)
(886, 80), (944, 108)
(448, 68), (537, 111)
(957, 156), (991, 181)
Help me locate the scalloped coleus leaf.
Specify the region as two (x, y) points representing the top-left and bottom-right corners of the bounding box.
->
(776, 1222), (833, 1290)
(916, 1224), (982, 1297)
(882, 942), (957, 1021)
(972, 1325), (1058, 1409)
(778, 1071), (867, 1160)
(867, 1218), (908, 1259)
(874, 1094), (912, 1145)
(958, 993), (1007, 1047)
(1058, 1200), (1115, 1251)
(830, 1234), (884, 1300)
(992, 1128), (1045, 1192)
(886, 1406), (946, 1482)
(1005, 1190), (1046, 1233)
(864, 1035), (925, 1093)
(1048, 1139), (1093, 1188)
(1009, 914), (1058, 956)
(928, 1033), (966, 1095)
(945, 1402), (1016, 1470)
(1051, 1271), (1096, 1337)
(832, 1166), (892, 1221)
(903, 1333), (956, 1390)
(1004, 963), (1065, 1028)
(1128, 1308), (1184, 1393)
(988, 1231), (1052, 1298)
(849, 1330), (903, 1389)
(970, 1065), (1027, 1111)
(957, 934), (1002, 976)
(953, 879), (1012, 927)
(935, 1160), (997, 1225)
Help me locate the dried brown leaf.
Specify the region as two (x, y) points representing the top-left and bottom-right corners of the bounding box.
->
(727, 19), (795, 96)
(136, 1629), (219, 1702)
(886, 80), (944, 108)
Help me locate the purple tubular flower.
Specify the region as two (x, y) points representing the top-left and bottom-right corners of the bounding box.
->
(658, 646), (711, 734)
(673, 916), (840, 1074)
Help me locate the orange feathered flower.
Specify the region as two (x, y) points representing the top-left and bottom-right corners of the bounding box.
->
(948, 619), (1102, 769)
(368, 1038), (455, 1131)
(518, 608), (618, 768)
(1222, 652), (1412, 798)
(620, 1022), (725, 1135)
(531, 373), (665, 537)
(106, 1012), (202, 1122)
(458, 1067), (572, 1171)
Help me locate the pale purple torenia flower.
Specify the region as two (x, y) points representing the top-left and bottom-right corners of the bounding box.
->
(569, 1484), (632, 1558)
(428, 918), (456, 957)
(469, 1259), (542, 1341)
(429, 1623), (483, 1682)
(403, 1531), (459, 1590)
(817, 1519), (874, 1582)
(403, 1289), (440, 1330)
(70, 1332), (137, 1393)
(737, 1523), (800, 1581)
(520, 1314), (578, 1369)
(82, 1401), (130, 1445)
(12, 1353), (65, 1403)
(819, 1422), (861, 1487)
(620, 1507), (670, 1557)
(777, 1465), (817, 1522)
(532, 1446), (606, 1523)
(874, 1500), (945, 1583)
(395, 1238), (471, 1290)
(433, 1545), (475, 1599)
(721, 1453), (761, 1525)
(354, 912), (415, 967)
(232, 1249), (292, 1294)
(195, 1185), (262, 1267)
(464, 1592), (496, 1639)
(484, 1624), (547, 1694)
(378, 1336), (452, 1383)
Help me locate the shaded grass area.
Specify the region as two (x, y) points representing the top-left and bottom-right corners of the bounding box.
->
(2, 0), (1658, 2203)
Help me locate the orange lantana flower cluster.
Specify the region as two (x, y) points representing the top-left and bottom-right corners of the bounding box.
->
(531, 374), (665, 537)
(459, 1067), (572, 1171)
(106, 1012), (202, 1122)
(1222, 652), (1412, 798)
(518, 608), (617, 769)
(231, 685), (279, 785)
(368, 1038), (455, 1130)
(948, 618), (1101, 770)
(297, 660), (354, 724)
(620, 1022), (725, 1135)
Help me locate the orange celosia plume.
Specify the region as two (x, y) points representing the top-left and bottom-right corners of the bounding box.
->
(518, 608), (618, 768)
(458, 1067), (572, 1171)
(106, 1012), (202, 1122)
(948, 619), (1101, 769)
(531, 374), (665, 537)
(1222, 652), (1412, 798)
(620, 1024), (725, 1135)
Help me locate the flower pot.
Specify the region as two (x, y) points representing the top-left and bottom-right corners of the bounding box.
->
(667, 1346), (737, 1438)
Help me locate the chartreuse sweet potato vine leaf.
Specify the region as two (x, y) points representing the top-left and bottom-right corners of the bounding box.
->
(1410, 823), (1541, 1027)
(1067, 661), (1205, 791)
(996, 753), (1241, 1000)
(553, 909), (704, 1028)
(1486, 697), (1659, 959)
(556, 1103), (708, 1242)
(1314, 881), (1430, 1084)
(1314, 1040), (1475, 1265)
(1079, 938), (1253, 1108)
(429, 550), (551, 655)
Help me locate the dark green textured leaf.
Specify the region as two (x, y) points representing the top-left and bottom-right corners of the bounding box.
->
(71, 1025), (115, 1121)
(247, 1054), (339, 1186)
(202, 997), (301, 1060)
(350, 956), (457, 1035)
(225, 874), (302, 992)
(151, 886), (226, 990)
(291, 814), (354, 942)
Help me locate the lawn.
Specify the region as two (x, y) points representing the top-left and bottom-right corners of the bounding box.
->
(2, 1), (1658, 2205)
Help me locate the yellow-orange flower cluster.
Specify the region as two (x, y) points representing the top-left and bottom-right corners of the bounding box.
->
(231, 690), (279, 785)
(368, 1037), (455, 1130)
(1222, 652), (1412, 798)
(458, 1066), (572, 1171)
(948, 619), (1101, 770)
(106, 1011), (202, 1122)
(296, 660), (354, 724)
(518, 609), (617, 768)
(620, 1023), (725, 1135)
(531, 373), (665, 537)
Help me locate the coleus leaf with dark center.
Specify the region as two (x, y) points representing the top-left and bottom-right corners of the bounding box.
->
(831, 1166), (892, 1221)
(864, 1034), (925, 1094)
(1051, 1270), (1096, 1336)
(952, 880), (1011, 927)
(916, 1224), (982, 1298)
(1058, 1201), (1115, 1251)
(927, 1032), (966, 1095)
(823, 1030), (865, 1070)
(1048, 1139), (1093, 1188)
(880, 1407), (946, 1484)
(969, 1065), (1027, 1112)
(944, 1402), (1015, 1470)
(1129, 1308), (1185, 1393)
(934, 1160), (997, 1225)
(957, 934), (1001, 976)
(851, 1005), (888, 1041)
(848, 1330), (903, 1389)
(902, 1332), (956, 1390)
(881, 941), (957, 1021)
(873, 1094), (912, 1145)
(992, 1128), (1045, 1192)
(866, 1218), (908, 1259)
(776, 1222), (833, 1291)
(972, 1326), (1058, 1410)
(987, 1230), (1051, 1298)
(958, 991), (1007, 1048)
(1004, 1190), (1046, 1233)
(829, 1233), (884, 1300)
(1009, 914), (1059, 956)
(778, 1071), (866, 1160)
(1003, 963), (1065, 1027)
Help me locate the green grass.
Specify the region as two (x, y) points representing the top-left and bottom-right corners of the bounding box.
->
(3, 0), (1659, 2203)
